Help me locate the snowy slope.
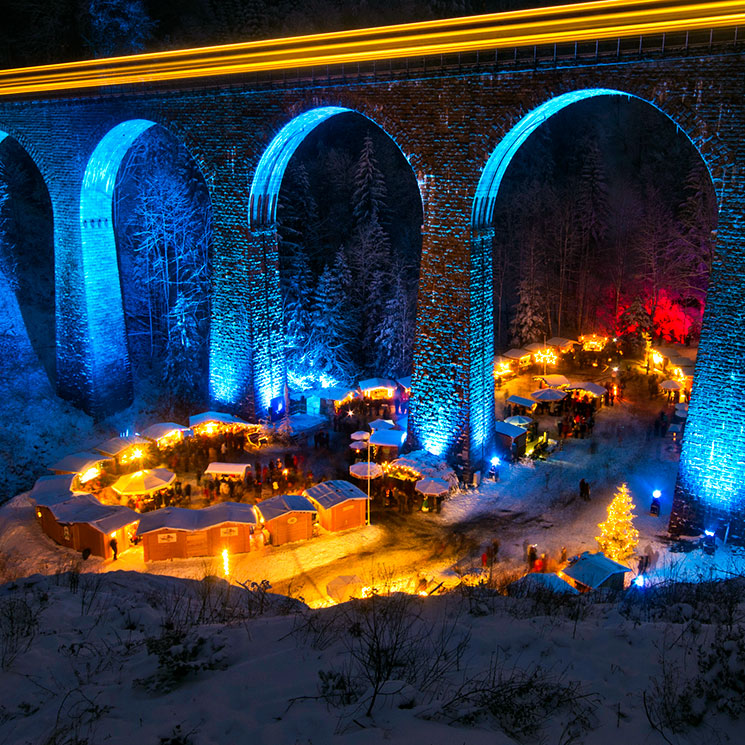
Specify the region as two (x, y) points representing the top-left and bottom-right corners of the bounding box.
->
(0, 570), (744, 745)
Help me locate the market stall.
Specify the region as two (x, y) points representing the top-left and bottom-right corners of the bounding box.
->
(47, 451), (113, 486)
(189, 411), (252, 436)
(136, 502), (260, 561)
(36, 494), (139, 559)
(94, 435), (151, 471)
(495, 420), (528, 459)
(304, 480), (369, 532)
(358, 377), (398, 400)
(254, 494), (316, 546)
(141, 422), (191, 448)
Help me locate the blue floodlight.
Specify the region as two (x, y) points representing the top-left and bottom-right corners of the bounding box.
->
(652, 489), (661, 500)
(491, 456), (500, 467)
(634, 575), (645, 588)
(704, 529), (715, 537)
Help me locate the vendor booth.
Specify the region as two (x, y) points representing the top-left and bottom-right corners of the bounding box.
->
(95, 435), (150, 471)
(304, 480), (369, 532)
(142, 422), (190, 447)
(559, 551), (630, 593)
(358, 377), (398, 400)
(495, 420), (528, 459)
(254, 494), (316, 546)
(502, 348), (532, 370)
(305, 387), (355, 416)
(189, 411), (251, 435)
(36, 494), (139, 559)
(48, 451), (113, 485)
(204, 462), (252, 480)
(546, 337), (577, 353)
(136, 502), (260, 561)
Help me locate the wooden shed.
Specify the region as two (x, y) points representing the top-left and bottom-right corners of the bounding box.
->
(254, 494), (316, 546)
(304, 480), (369, 532)
(136, 502), (259, 562)
(35, 494), (139, 559)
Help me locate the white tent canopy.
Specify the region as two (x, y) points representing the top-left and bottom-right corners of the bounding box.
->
(204, 462), (250, 477)
(566, 382), (607, 397)
(369, 429), (407, 448)
(536, 374), (570, 388)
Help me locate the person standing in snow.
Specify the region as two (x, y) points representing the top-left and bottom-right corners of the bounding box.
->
(109, 537), (118, 561)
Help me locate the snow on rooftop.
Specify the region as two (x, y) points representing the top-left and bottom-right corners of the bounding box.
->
(204, 462), (250, 477)
(136, 501), (258, 536)
(95, 434), (149, 456)
(561, 551), (630, 589)
(141, 422), (190, 440)
(304, 480), (368, 510)
(503, 348), (530, 359)
(494, 420), (527, 438)
(46, 494), (139, 533)
(48, 450), (112, 474)
(358, 377), (398, 390)
(255, 494), (316, 522)
(28, 475), (84, 506)
(188, 411), (249, 427)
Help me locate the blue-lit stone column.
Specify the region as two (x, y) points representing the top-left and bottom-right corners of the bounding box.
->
(671, 190), (745, 535)
(409, 179), (474, 463)
(469, 228), (495, 465)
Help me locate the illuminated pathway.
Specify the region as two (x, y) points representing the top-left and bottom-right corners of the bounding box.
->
(1, 0), (744, 95)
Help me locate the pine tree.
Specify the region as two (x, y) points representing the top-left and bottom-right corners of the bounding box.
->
(596, 483), (639, 562)
(352, 134), (388, 231)
(509, 278), (545, 347)
(307, 264), (353, 384)
(375, 263), (416, 377)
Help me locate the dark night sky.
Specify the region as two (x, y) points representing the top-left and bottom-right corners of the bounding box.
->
(0, 0), (574, 67)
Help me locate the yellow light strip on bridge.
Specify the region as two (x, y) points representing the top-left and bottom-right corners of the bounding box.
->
(0, 0), (743, 96)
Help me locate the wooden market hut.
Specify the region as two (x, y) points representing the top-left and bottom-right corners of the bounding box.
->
(254, 494), (316, 546)
(136, 502), (260, 561)
(546, 337), (577, 354)
(304, 480), (369, 532)
(502, 348), (532, 370)
(141, 422), (190, 448)
(95, 434), (150, 471)
(558, 551), (630, 593)
(48, 451), (113, 481)
(188, 411), (251, 435)
(35, 494), (139, 559)
(358, 377), (398, 400)
(305, 387), (355, 417)
(494, 420), (528, 459)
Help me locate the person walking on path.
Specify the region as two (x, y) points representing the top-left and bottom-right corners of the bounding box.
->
(579, 478), (590, 501)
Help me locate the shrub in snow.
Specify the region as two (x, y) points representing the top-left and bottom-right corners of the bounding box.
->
(435, 652), (598, 740)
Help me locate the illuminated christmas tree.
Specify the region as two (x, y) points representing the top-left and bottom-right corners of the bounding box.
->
(596, 482), (639, 562)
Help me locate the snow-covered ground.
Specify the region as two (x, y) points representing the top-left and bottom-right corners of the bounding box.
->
(1, 566), (745, 745)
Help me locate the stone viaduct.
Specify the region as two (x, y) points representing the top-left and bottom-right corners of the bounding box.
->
(0, 16), (744, 533)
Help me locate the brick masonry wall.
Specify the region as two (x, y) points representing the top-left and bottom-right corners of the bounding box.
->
(0, 51), (743, 525)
